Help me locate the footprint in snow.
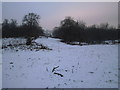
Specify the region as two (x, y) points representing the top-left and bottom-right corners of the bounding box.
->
(89, 72), (94, 74)
(10, 62), (13, 64)
(81, 80), (84, 82)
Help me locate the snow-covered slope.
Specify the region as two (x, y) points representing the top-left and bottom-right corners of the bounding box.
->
(2, 37), (118, 88)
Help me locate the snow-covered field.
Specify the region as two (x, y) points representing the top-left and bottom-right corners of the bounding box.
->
(0, 38), (2, 89)
(2, 37), (118, 88)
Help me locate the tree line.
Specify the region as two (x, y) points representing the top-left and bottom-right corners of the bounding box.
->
(2, 13), (120, 44)
(53, 16), (120, 44)
(2, 13), (44, 38)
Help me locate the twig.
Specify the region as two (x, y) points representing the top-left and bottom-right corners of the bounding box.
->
(54, 72), (63, 77)
(52, 66), (59, 72)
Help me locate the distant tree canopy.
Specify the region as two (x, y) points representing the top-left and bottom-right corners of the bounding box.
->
(2, 13), (44, 38)
(53, 17), (86, 42)
(53, 16), (119, 43)
(21, 13), (44, 37)
(22, 13), (40, 27)
(2, 14), (120, 43)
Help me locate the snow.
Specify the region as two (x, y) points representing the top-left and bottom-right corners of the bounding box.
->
(0, 38), (2, 89)
(2, 37), (118, 88)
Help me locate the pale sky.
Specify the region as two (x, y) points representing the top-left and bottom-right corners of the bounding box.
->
(2, 2), (118, 30)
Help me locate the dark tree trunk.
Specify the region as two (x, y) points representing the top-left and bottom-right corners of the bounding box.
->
(26, 37), (32, 45)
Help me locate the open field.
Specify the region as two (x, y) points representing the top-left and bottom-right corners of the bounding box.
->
(2, 37), (118, 88)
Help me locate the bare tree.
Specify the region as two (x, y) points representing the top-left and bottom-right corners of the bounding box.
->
(22, 13), (40, 27)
